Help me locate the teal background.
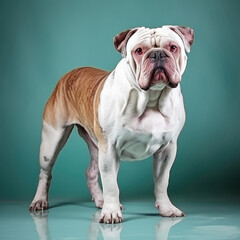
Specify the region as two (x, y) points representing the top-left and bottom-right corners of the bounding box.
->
(1, 0), (240, 203)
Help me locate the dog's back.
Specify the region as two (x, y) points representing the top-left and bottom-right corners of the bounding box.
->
(43, 67), (109, 138)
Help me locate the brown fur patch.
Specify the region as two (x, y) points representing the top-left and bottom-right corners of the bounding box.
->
(43, 67), (110, 142)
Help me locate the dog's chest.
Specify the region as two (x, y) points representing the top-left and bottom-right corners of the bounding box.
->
(99, 84), (185, 161)
(117, 108), (178, 161)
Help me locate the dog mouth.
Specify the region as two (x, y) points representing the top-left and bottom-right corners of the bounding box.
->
(168, 82), (178, 88)
(151, 67), (168, 82)
(150, 67), (178, 89)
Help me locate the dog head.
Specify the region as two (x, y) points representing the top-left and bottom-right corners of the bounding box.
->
(114, 26), (194, 90)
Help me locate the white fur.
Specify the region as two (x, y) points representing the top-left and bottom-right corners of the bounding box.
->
(98, 26), (187, 222)
(30, 26), (190, 223)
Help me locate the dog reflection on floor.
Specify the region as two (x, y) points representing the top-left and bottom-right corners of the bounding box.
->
(30, 211), (51, 240)
(30, 210), (183, 240)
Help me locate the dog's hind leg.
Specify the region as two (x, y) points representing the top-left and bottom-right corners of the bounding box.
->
(29, 121), (73, 211)
(77, 126), (104, 208)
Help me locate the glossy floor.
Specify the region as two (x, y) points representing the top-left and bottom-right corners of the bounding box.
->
(1, 198), (240, 239)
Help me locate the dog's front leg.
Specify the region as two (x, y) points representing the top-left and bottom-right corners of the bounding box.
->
(153, 142), (185, 217)
(98, 143), (123, 224)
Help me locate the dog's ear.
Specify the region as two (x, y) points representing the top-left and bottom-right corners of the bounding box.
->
(166, 26), (194, 53)
(114, 28), (138, 57)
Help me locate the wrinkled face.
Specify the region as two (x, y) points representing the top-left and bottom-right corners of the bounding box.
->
(125, 27), (188, 90)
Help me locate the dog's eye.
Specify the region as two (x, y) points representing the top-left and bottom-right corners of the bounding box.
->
(135, 48), (143, 55)
(170, 45), (178, 53)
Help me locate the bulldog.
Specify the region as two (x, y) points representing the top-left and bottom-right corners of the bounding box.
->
(29, 25), (194, 224)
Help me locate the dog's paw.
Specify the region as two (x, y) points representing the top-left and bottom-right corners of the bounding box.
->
(29, 200), (48, 212)
(91, 190), (104, 208)
(155, 201), (185, 217)
(93, 197), (104, 209)
(93, 197), (124, 211)
(99, 203), (123, 224)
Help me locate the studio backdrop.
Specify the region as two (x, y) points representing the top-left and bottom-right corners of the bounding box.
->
(1, 0), (240, 202)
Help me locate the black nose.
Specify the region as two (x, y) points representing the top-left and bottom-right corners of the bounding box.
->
(148, 50), (167, 59)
